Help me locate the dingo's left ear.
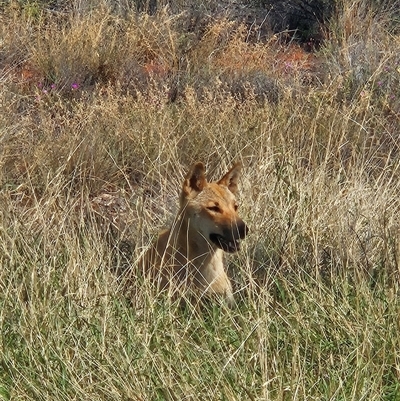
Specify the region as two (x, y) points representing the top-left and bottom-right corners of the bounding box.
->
(218, 162), (242, 194)
(181, 162), (207, 201)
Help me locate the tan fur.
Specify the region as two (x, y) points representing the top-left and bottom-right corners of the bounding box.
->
(140, 162), (248, 306)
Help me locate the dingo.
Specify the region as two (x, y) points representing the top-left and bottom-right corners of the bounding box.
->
(141, 162), (248, 306)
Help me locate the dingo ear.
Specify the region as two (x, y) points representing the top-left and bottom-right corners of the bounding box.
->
(181, 162), (207, 201)
(217, 162), (241, 194)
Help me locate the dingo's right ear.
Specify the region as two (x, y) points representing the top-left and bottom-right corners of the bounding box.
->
(181, 162), (207, 201)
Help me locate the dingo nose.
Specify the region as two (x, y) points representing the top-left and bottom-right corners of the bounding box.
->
(236, 219), (249, 239)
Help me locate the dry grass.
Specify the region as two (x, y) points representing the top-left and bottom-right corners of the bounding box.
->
(1, 1), (400, 400)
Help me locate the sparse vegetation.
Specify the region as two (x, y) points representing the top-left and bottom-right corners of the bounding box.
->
(1, 0), (400, 400)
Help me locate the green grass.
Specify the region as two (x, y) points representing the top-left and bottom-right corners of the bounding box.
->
(1, 0), (400, 400)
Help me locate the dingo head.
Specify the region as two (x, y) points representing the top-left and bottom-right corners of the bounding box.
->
(180, 162), (249, 253)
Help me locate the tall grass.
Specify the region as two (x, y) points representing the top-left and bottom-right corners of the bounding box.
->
(1, 1), (400, 400)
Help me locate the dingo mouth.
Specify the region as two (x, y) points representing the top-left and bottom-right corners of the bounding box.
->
(209, 233), (241, 253)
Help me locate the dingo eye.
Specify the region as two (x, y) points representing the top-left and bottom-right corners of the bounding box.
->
(207, 205), (221, 213)
(234, 204), (238, 211)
